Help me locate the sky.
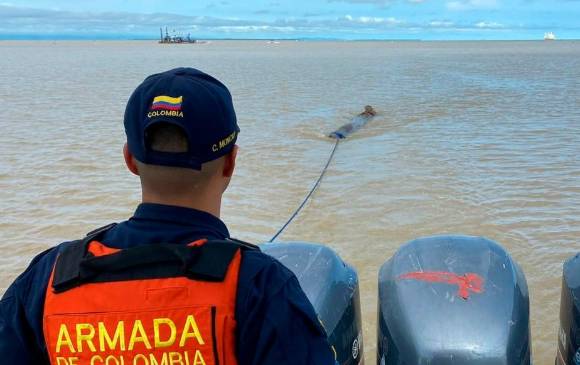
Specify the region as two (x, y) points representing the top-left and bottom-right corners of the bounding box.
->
(0, 0), (579, 40)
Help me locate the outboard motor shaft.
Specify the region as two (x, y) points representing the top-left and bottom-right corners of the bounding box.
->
(377, 235), (531, 365)
(556, 253), (580, 365)
(263, 242), (363, 365)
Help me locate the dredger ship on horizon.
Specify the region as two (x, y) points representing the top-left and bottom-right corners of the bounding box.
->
(159, 27), (198, 44)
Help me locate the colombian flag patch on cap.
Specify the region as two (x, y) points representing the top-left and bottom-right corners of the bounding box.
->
(151, 95), (183, 111)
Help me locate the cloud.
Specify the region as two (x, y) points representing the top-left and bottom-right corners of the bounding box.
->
(0, 5), (287, 36)
(0, 5), (412, 36)
(475, 21), (504, 28)
(0, 4), (567, 39)
(429, 20), (455, 27)
(344, 15), (405, 25)
(446, 0), (499, 10)
(214, 25), (296, 33)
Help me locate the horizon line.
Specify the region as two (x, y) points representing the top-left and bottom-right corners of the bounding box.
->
(1, 36), (578, 42)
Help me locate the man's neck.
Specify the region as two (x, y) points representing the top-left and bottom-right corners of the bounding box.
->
(141, 193), (222, 218)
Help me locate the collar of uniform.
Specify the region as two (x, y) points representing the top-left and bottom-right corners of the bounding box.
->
(131, 203), (230, 238)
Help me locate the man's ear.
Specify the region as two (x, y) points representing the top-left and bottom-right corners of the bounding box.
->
(222, 145), (238, 178)
(123, 143), (140, 176)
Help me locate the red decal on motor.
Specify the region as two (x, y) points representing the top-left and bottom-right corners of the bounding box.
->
(398, 271), (484, 300)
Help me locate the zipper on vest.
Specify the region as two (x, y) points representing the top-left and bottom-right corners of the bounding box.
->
(211, 306), (220, 365)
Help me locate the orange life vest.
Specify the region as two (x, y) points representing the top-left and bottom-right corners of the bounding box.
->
(43, 229), (255, 365)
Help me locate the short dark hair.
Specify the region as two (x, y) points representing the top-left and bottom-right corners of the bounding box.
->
(145, 123), (188, 153)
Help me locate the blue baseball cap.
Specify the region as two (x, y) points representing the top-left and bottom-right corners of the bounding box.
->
(124, 67), (239, 170)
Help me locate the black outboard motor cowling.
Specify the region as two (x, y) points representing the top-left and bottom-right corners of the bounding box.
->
(263, 242), (363, 365)
(377, 235), (531, 365)
(556, 253), (580, 365)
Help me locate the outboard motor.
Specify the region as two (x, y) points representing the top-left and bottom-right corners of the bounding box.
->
(377, 235), (531, 365)
(556, 253), (580, 365)
(262, 242), (363, 365)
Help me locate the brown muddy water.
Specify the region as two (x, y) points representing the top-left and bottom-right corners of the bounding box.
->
(0, 40), (579, 364)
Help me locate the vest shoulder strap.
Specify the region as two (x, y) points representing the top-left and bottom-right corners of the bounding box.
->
(226, 237), (261, 251)
(52, 223), (118, 293)
(52, 230), (258, 294)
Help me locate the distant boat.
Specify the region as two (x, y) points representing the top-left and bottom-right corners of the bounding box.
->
(544, 32), (556, 41)
(159, 27), (199, 44)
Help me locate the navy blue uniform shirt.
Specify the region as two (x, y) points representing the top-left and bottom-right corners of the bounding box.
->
(0, 203), (335, 364)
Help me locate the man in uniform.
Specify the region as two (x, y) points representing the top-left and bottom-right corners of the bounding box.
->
(0, 68), (335, 364)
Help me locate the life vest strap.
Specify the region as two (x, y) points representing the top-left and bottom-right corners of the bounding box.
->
(52, 223), (117, 294)
(52, 226), (257, 293)
(226, 236), (260, 251)
(52, 239), (85, 294)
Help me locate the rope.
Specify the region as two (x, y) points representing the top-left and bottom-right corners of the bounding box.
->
(269, 138), (340, 242)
